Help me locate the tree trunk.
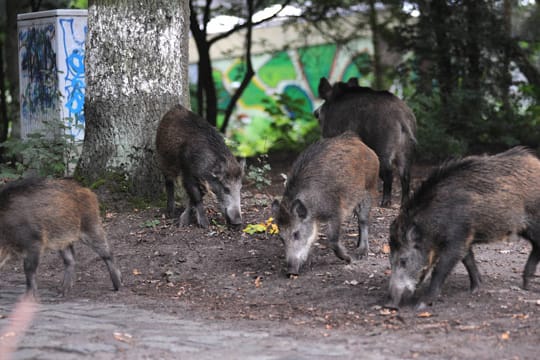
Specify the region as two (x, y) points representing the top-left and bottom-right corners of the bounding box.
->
(5, 0), (27, 139)
(220, 0), (254, 133)
(189, 0), (218, 127)
(0, 40), (8, 145)
(77, 0), (190, 197)
(368, 0), (383, 90)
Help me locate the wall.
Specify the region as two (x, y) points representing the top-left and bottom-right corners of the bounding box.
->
(189, 18), (375, 124)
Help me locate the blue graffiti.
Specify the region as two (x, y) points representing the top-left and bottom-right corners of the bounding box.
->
(60, 18), (86, 127)
(19, 24), (58, 117)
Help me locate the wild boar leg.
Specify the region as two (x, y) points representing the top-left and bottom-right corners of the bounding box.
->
(327, 219), (351, 263)
(181, 175), (209, 228)
(399, 164), (411, 206)
(354, 196), (371, 256)
(81, 227), (122, 291)
(462, 249), (482, 292)
(380, 167), (393, 207)
(165, 178), (176, 218)
(59, 244), (76, 295)
(419, 249), (462, 308)
(522, 241), (540, 290)
(23, 244), (41, 296)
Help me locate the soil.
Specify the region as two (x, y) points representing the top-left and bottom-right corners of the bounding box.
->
(2, 157), (539, 359)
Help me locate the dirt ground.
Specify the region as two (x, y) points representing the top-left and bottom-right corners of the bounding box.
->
(2, 158), (539, 359)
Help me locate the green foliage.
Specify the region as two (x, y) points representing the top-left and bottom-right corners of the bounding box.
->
(245, 155), (271, 190)
(0, 118), (82, 178)
(407, 93), (467, 161)
(230, 92), (320, 158)
(69, 0), (88, 9)
(141, 219), (160, 228)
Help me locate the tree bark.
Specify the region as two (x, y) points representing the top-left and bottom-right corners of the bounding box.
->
(368, 0), (383, 90)
(220, 0), (254, 133)
(77, 0), (190, 197)
(189, 0), (217, 126)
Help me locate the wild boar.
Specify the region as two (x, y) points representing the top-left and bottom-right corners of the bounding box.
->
(272, 132), (380, 275)
(315, 77), (417, 207)
(156, 104), (244, 229)
(0, 177), (122, 296)
(388, 147), (540, 309)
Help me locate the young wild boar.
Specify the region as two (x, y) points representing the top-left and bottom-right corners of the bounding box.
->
(272, 132), (380, 276)
(388, 147), (540, 309)
(314, 77), (417, 207)
(156, 104), (244, 229)
(0, 178), (122, 296)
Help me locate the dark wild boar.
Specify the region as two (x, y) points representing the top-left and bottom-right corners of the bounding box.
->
(156, 104), (244, 229)
(388, 147), (540, 309)
(314, 77), (416, 207)
(272, 132), (380, 276)
(0, 178), (122, 296)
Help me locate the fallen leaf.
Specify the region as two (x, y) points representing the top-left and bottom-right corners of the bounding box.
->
(325, 324), (333, 330)
(254, 276), (262, 288)
(500, 332), (510, 340)
(511, 313), (529, 320)
(379, 308), (395, 316)
(113, 332), (133, 343)
(417, 312), (433, 318)
(132, 269), (141, 276)
(382, 244), (391, 254)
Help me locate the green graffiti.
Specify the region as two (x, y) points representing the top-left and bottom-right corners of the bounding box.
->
(258, 51), (296, 87)
(342, 53), (371, 81)
(283, 85), (312, 115)
(298, 44), (337, 96)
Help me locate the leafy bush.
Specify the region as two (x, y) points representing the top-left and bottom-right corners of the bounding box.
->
(0, 118), (82, 179)
(230, 93), (320, 157)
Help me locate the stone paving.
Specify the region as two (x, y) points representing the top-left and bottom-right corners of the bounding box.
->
(0, 286), (403, 360)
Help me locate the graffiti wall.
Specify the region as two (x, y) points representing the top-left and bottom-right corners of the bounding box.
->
(189, 37), (373, 123)
(18, 9), (87, 140)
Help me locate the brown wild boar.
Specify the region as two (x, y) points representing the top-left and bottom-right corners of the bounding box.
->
(388, 147), (540, 309)
(0, 178), (122, 296)
(272, 132), (380, 275)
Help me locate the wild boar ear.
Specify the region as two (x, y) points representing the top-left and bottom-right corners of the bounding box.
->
(238, 157), (246, 176)
(318, 77), (332, 100)
(406, 224), (421, 244)
(211, 164), (224, 181)
(346, 77), (359, 87)
(271, 199), (280, 217)
(292, 199), (307, 219)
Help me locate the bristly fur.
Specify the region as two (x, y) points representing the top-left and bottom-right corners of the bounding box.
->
(332, 81), (394, 100)
(404, 146), (536, 216)
(0, 177), (46, 209)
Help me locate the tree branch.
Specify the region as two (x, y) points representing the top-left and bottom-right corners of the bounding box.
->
(208, 0), (292, 46)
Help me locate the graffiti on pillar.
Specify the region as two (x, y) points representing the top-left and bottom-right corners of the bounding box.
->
(19, 24), (59, 118)
(60, 18), (86, 132)
(59, 18), (87, 137)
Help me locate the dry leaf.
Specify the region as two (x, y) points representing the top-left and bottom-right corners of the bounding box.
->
(417, 312), (433, 318)
(132, 269), (141, 276)
(382, 244), (391, 254)
(511, 313), (529, 320)
(379, 308), (394, 316)
(500, 332), (510, 340)
(325, 324), (333, 330)
(113, 332), (133, 343)
(254, 276), (262, 288)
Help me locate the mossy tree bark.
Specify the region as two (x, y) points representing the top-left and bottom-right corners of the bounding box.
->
(77, 0), (190, 197)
